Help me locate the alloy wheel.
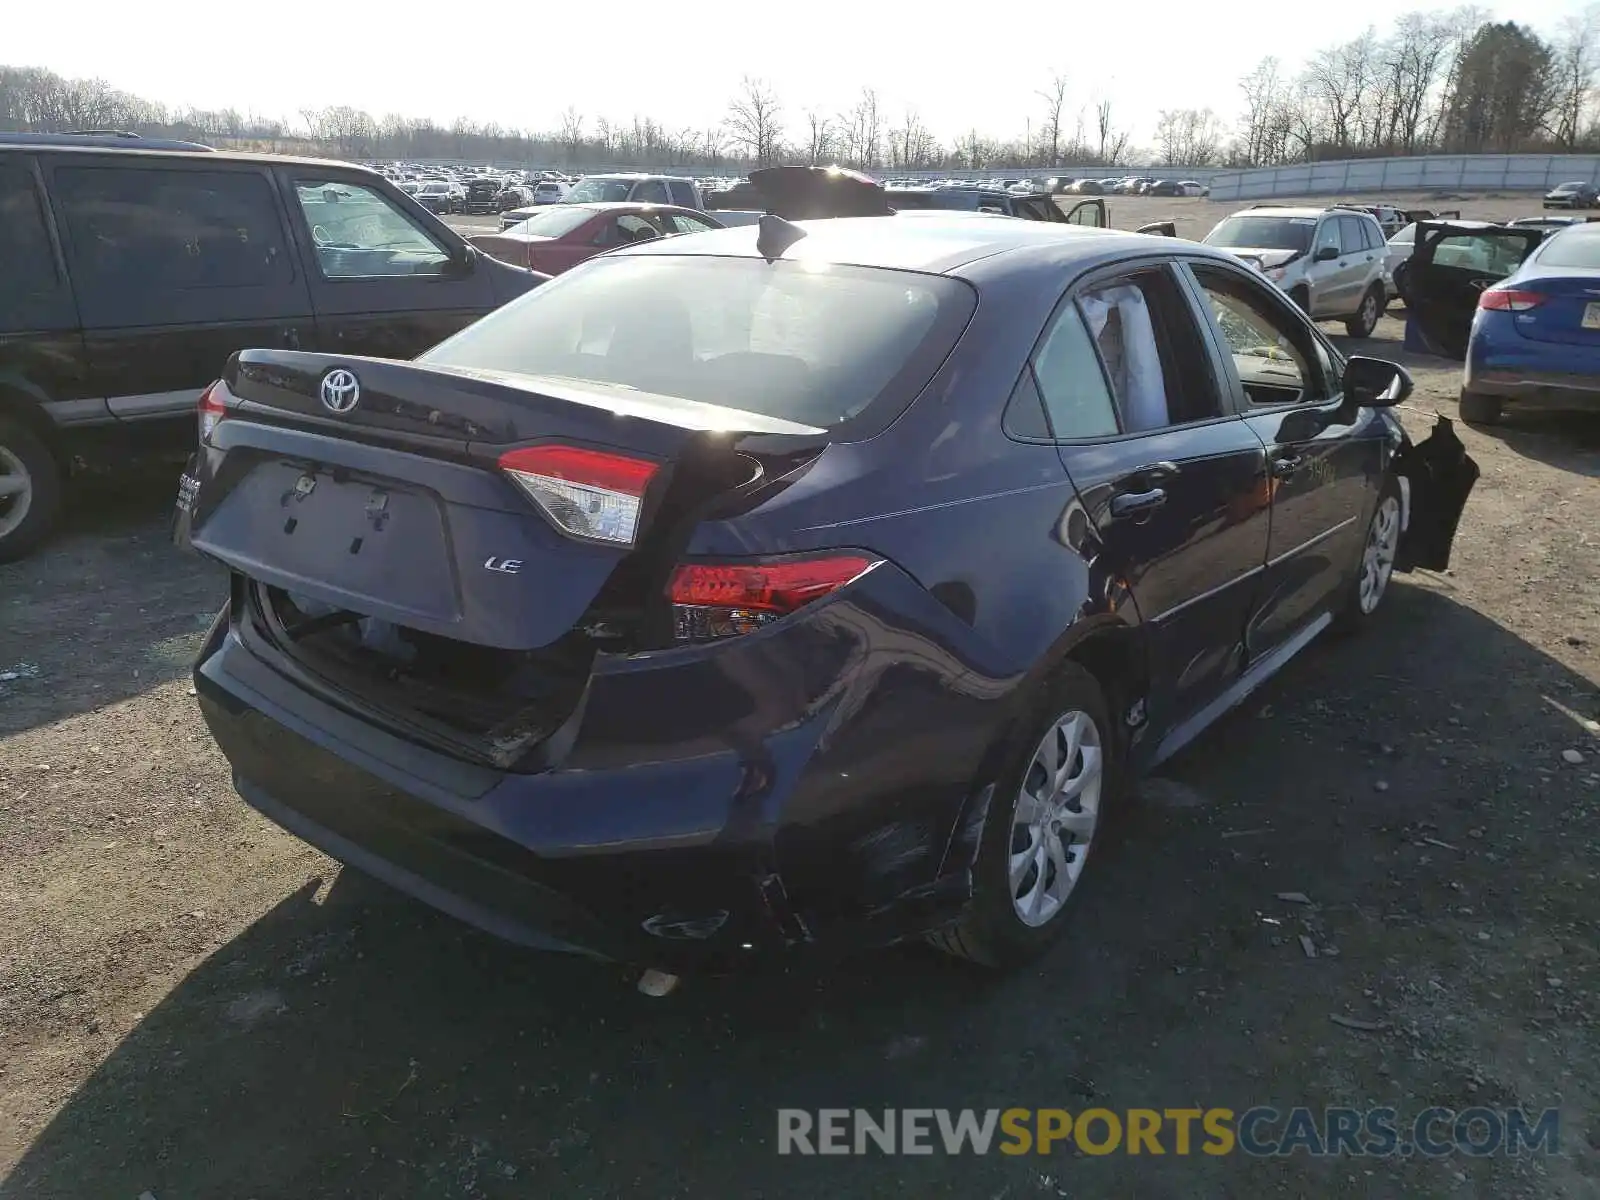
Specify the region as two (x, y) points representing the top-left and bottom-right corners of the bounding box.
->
(0, 444), (33, 540)
(1359, 495), (1400, 614)
(1358, 291), (1379, 332)
(1009, 709), (1104, 927)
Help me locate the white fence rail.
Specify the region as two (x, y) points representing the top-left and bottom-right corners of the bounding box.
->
(1208, 155), (1600, 201)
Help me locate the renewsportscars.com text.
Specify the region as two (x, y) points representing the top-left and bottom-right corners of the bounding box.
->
(776, 1107), (1560, 1158)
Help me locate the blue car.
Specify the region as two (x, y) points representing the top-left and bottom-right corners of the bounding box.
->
(174, 207), (1475, 976)
(1454, 221), (1600, 423)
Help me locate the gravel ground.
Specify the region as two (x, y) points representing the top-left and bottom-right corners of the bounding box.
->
(1, 193), (1597, 1199)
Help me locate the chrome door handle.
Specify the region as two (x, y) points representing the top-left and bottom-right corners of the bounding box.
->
(1110, 488), (1167, 519)
(1272, 455), (1304, 476)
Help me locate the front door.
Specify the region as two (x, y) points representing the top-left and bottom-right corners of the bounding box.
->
(1185, 259), (1379, 658)
(1064, 199), (1107, 227)
(1045, 262), (1271, 732)
(47, 159), (315, 422)
(283, 174), (498, 361)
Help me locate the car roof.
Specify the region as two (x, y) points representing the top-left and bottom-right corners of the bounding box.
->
(614, 212), (1205, 275)
(1239, 206), (1331, 219)
(580, 172), (694, 182)
(0, 140), (384, 174)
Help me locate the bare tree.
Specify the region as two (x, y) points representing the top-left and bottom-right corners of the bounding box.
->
(558, 106), (583, 164)
(1093, 98), (1131, 165)
(1037, 72), (1068, 165)
(804, 108), (834, 165)
(1154, 108), (1223, 165)
(890, 107), (934, 168)
(1550, 5), (1600, 148)
(724, 75), (784, 166)
(840, 87), (882, 170)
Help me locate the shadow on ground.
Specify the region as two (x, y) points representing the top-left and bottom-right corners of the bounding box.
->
(0, 465), (223, 737)
(5, 584), (1597, 1199)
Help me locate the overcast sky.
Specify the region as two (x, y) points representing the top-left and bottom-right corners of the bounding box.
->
(9, 0), (1592, 147)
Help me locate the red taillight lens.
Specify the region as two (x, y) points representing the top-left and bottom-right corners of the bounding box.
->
(197, 380), (226, 444)
(667, 554), (881, 641)
(498, 444), (659, 546)
(1478, 288), (1545, 312)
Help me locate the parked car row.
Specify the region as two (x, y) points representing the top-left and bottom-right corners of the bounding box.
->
(0, 130), (542, 560)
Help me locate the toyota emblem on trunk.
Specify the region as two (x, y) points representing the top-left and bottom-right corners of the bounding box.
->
(320, 369), (361, 413)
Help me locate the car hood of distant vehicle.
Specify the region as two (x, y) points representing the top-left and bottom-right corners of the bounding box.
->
(1215, 246), (1301, 271)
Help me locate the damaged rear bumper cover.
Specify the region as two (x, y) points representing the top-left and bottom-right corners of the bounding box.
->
(194, 564), (1006, 969)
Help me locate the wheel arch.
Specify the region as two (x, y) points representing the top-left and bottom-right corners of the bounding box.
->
(935, 614), (1148, 880)
(0, 380), (65, 470)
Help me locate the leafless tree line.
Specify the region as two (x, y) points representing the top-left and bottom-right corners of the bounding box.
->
(1230, 5), (1600, 166)
(8, 9), (1600, 175)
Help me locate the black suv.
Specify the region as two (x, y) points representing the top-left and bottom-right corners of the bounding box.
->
(0, 132), (540, 561)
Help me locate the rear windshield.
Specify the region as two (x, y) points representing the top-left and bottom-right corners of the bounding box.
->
(505, 207), (594, 237)
(420, 255), (976, 431)
(1535, 230), (1600, 268)
(566, 177), (634, 203)
(1204, 215), (1315, 252)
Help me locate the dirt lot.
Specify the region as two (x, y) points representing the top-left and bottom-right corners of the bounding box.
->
(2, 193), (1598, 1200)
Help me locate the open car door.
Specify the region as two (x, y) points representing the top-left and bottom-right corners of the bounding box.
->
(745, 165), (893, 219)
(1063, 198), (1107, 227)
(1405, 221), (1544, 358)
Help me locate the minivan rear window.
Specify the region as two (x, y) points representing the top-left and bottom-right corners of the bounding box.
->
(421, 255), (977, 431)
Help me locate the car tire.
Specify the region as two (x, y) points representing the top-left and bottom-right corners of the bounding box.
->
(1288, 285), (1311, 315)
(1333, 475), (1402, 634)
(1458, 388), (1504, 425)
(1344, 285), (1383, 338)
(928, 662), (1121, 970)
(0, 415), (63, 564)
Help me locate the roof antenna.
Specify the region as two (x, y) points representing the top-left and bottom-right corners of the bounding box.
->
(756, 212), (806, 263)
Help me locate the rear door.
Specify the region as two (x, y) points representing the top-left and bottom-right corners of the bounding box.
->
(1048, 261), (1272, 733)
(282, 172), (497, 361)
(1406, 222), (1543, 358)
(1064, 199), (1107, 227)
(48, 157), (315, 422)
(0, 155), (93, 425)
(1185, 259), (1378, 659)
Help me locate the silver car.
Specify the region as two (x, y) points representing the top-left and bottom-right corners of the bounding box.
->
(1202, 206), (1390, 337)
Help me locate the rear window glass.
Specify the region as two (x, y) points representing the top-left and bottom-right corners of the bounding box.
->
(421, 255), (976, 431)
(566, 177), (634, 203)
(0, 164), (57, 294)
(1430, 234), (1531, 275)
(506, 207), (595, 237)
(1534, 231), (1600, 268)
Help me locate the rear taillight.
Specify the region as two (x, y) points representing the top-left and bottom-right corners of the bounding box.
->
(498, 444), (659, 547)
(197, 380), (226, 444)
(1478, 288), (1545, 312)
(667, 554), (881, 641)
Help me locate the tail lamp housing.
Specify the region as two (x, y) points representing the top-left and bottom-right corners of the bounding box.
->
(197, 380), (226, 445)
(499, 445), (659, 547)
(667, 554), (881, 641)
(1478, 288), (1545, 312)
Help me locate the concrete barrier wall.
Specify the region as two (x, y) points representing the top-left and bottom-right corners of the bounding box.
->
(1209, 155), (1600, 201)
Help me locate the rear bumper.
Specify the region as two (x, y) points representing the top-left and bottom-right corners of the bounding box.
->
(194, 564), (1008, 967)
(1465, 340), (1600, 409)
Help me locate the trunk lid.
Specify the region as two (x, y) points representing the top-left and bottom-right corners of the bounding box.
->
(182, 349), (825, 652)
(1498, 271), (1600, 345)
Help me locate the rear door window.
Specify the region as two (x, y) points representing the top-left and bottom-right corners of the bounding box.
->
(662, 212), (720, 235)
(633, 180), (671, 204)
(55, 166), (293, 291)
(1336, 216), (1368, 256)
(0, 163), (58, 295)
(1029, 304), (1119, 438)
(292, 180), (451, 278)
(667, 181), (698, 207)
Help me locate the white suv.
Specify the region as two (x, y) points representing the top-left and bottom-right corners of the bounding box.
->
(1202, 206), (1390, 337)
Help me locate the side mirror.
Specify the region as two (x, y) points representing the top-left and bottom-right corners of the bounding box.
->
(1341, 355), (1412, 407)
(447, 243), (477, 276)
(1314, 245), (1340, 262)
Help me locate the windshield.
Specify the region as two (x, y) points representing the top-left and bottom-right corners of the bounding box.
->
(1554, 182), (1586, 192)
(420, 183), (448, 194)
(1534, 230), (1600, 268)
(420, 256), (976, 430)
(504, 207), (595, 238)
(566, 177), (634, 203)
(1204, 215), (1315, 252)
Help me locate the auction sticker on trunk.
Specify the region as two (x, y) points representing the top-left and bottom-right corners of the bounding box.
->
(1582, 302), (1600, 329)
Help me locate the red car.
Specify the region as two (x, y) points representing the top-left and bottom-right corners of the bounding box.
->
(467, 202), (725, 274)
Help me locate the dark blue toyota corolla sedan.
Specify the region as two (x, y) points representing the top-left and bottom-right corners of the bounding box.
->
(175, 212), (1476, 975)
